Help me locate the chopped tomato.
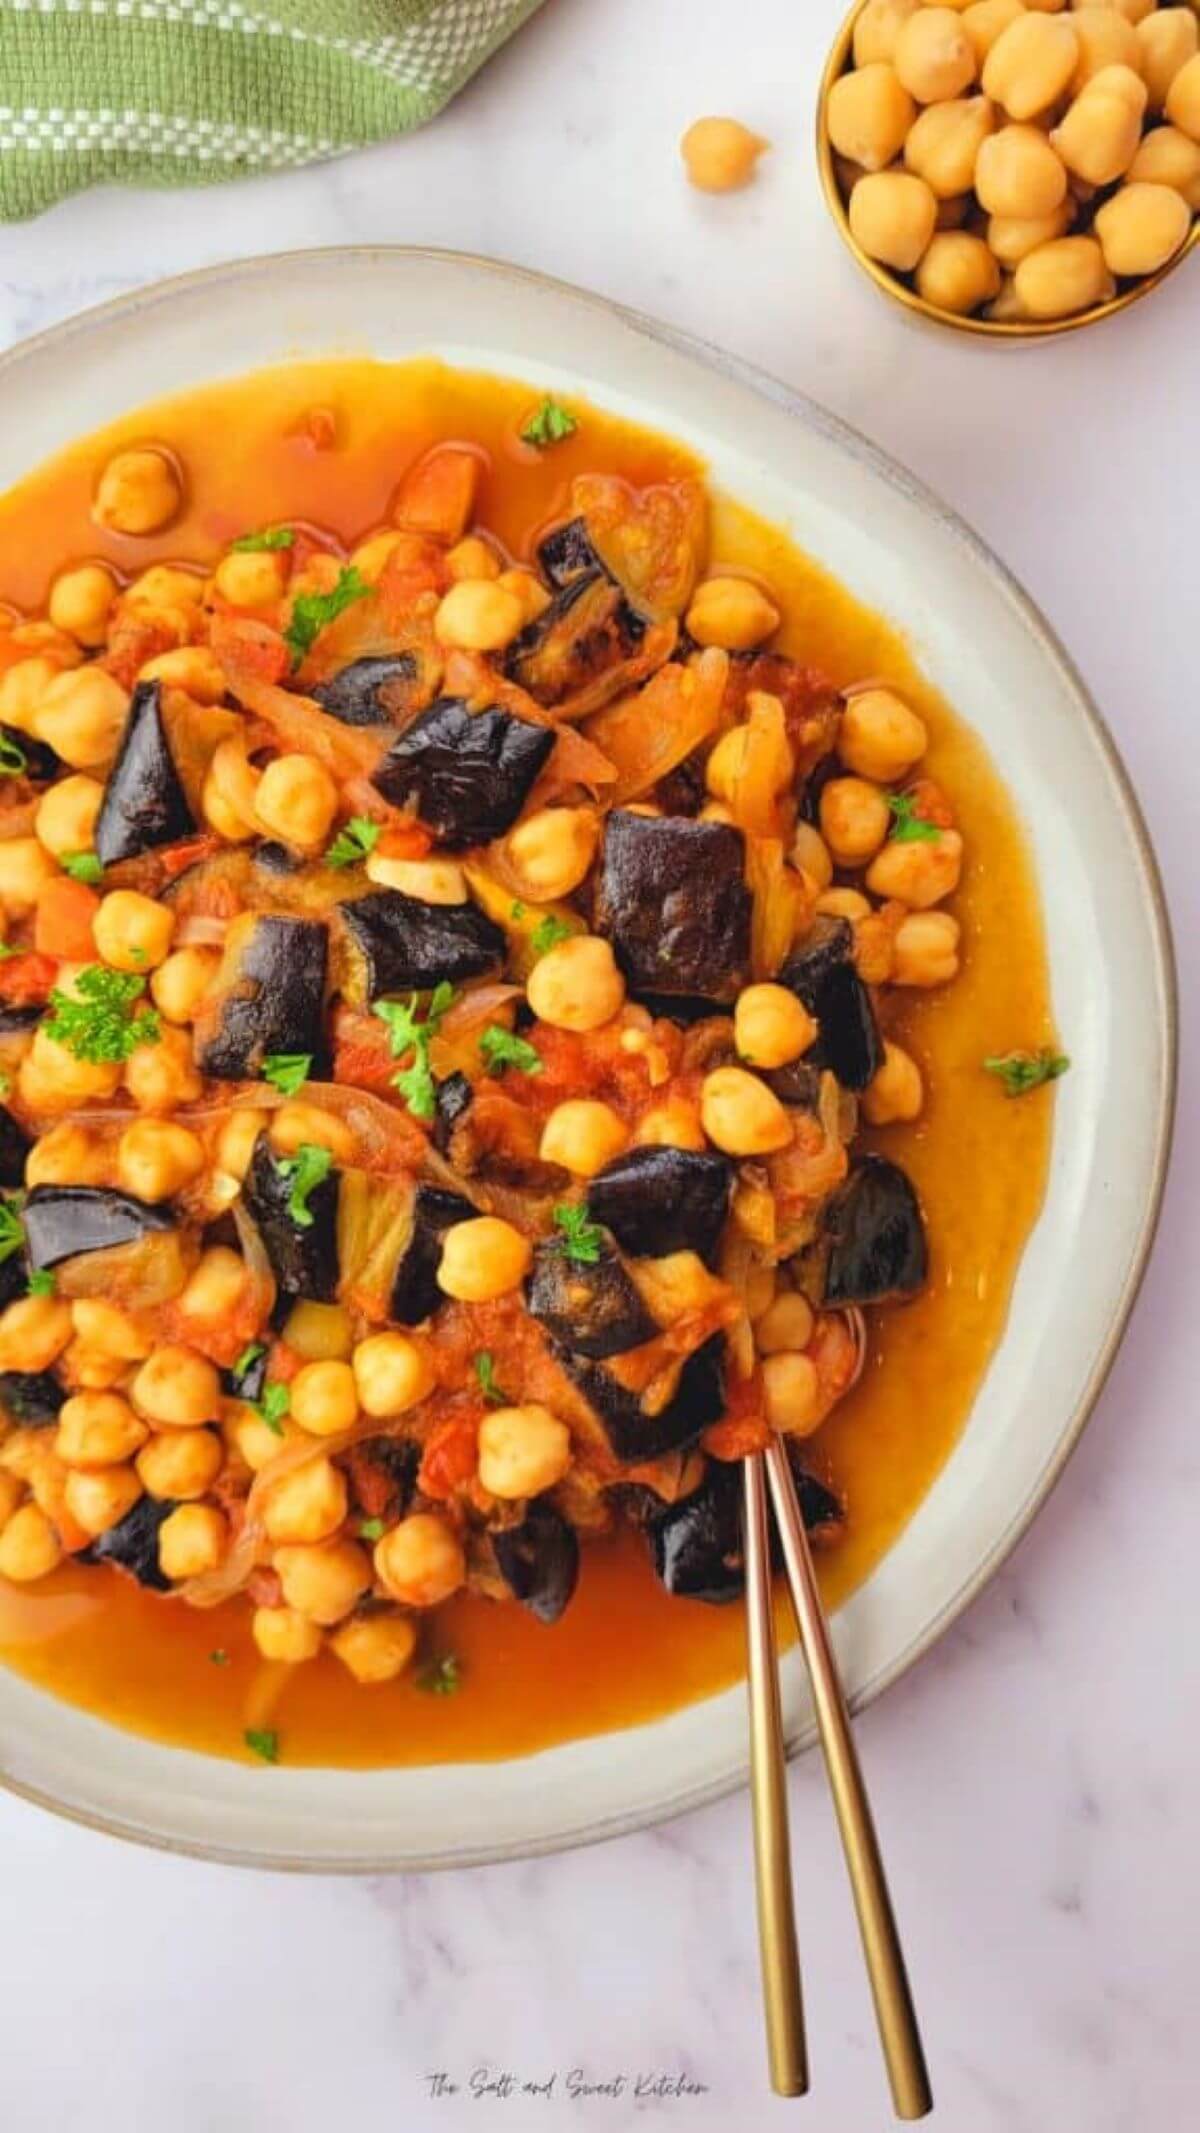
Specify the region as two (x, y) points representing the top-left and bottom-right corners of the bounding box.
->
(418, 1406), (483, 1501)
(376, 819), (433, 861)
(158, 833), (222, 883)
(265, 1340), (301, 1385)
(393, 444), (481, 543)
(332, 1007), (398, 1095)
(34, 876), (100, 961)
(905, 776), (956, 831)
(703, 1367), (771, 1462)
(0, 951), (58, 1004)
(294, 406), (338, 452)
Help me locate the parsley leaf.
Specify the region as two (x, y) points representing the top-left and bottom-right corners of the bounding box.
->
(60, 850), (103, 885)
(416, 1654), (462, 1696)
(209, 1649), (231, 1667)
(0, 944), (18, 962)
(521, 398), (578, 449)
(43, 965), (160, 1064)
(274, 1143), (333, 1228)
(359, 1517), (385, 1542)
(234, 1340), (266, 1379)
(552, 1202), (604, 1266)
(886, 793), (941, 844)
(509, 900), (527, 920)
(325, 816), (381, 870)
(27, 1269), (55, 1298)
(0, 731), (28, 778)
(283, 564), (370, 669)
(254, 1381), (290, 1435)
(231, 526), (295, 554)
(260, 1052), (312, 1097)
(475, 1351), (507, 1406)
(530, 913), (574, 958)
(373, 983), (457, 1123)
(0, 1070), (10, 1098)
(479, 1025), (543, 1078)
(244, 1727), (280, 1763)
(0, 1196), (24, 1268)
(983, 1048), (1070, 1098)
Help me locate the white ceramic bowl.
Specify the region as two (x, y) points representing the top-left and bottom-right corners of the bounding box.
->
(0, 250), (1176, 1870)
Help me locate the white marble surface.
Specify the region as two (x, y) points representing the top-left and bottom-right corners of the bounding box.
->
(0, 2), (1197, 2126)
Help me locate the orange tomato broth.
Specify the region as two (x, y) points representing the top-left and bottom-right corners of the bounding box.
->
(0, 360), (1055, 1767)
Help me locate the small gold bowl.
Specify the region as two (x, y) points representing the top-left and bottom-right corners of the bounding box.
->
(816, 0), (1200, 342)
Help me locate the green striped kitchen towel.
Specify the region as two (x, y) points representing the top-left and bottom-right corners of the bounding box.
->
(0, 0), (548, 220)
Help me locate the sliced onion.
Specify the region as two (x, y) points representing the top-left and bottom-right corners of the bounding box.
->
(212, 615), (385, 783)
(175, 913), (229, 949)
(746, 835), (814, 981)
(582, 648), (726, 806)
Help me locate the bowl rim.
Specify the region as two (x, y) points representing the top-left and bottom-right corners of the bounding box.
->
(816, 0), (1200, 343)
(0, 245), (1179, 1870)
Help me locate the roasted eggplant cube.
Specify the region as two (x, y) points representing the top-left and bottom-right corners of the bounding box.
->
(313, 654), (419, 727)
(242, 1134), (340, 1303)
(340, 889), (503, 999)
(222, 1343), (269, 1405)
(780, 916), (883, 1093)
(0, 1250), (27, 1312)
(561, 1333), (724, 1464)
(595, 810), (751, 1001)
(371, 697), (555, 848)
(389, 1184), (474, 1325)
(344, 1436), (420, 1525)
(94, 680), (196, 866)
(0, 1104), (30, 1188)
(537, 517), (605, 587)
(648, 1462), (744, 1604)
(22, 1186), (175, 1272)
(526, 1236), (655, 1360)
(3, 722), (59, 784)
(492, 1500), (580, 1624)
(0, 1370), (65, 1427)
(586, 1145), (732, 1262)
(789, 1462), (845, 1545)
(820, 1156), (927, 1307)
(84, 1494), (178, 1592)
(195, 914), (328, 1081)
(433, 1071), (474, 1157)
(504, 572), (644, 708)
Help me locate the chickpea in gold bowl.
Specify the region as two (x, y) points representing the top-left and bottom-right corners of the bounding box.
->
(818, 0), (1200, 338)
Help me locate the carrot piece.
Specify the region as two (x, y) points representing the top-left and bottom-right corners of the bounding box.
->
(33, 877), (100, 961)
(393, 444), (481, 543)
(0, 952), (58, 1004)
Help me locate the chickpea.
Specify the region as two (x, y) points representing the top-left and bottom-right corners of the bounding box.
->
(918, 228), (1003, 309)
(962, 0), (1026, 65)
(1129, 125), (1200, 205)
(1069, 7), (1140, 89)
(866, 825), (963, 905)
(445, 535), (501, 582)
(116, 1118), (204, 1203)
(64, 1463), (142, 1537)
(854, 0), (921, 67)
(131, 1344), (221, 1428)
(685, 577), (780, 651)
(982, 12), (1080, 117)
(1165, 52), (1200, 139)
(477, 1403), (572, 1501)
(374, 1513), (466, 1607)
(1051, 65), (1147, 182)
(433, 579), (525, 653)
(0, 655), (68, 734)
(734, 983), (817, 1070)
(215, 1108), (268, 1183)
(26, 1122), (109, 1189)
(988, 199), (1075, 263)
(0, 836), (60, 916)
(526, 933), (625, 1033)
(975, 124), (1069, 214)
(892, 910), (961, 985)
(762, 1352), (823, 1436)
(136, 1426), (223, 1501)
(894, 9), (978, 101)
(253, 753), (339, 851)
(19, 1027), (123, 1113)
(1095, 179), (1192, 272)
(226, 1406), (304, 1474)
(632, 1098), (708, 1152)
(71, 1298), (152, 1361)
(755, 1291), (816, 1356)
(213, 548), (289, 607)
(539, 1099), (628, 1177)
(706, 694), (795, 807)
(1071, 0), (1149, 21)
(849, 169), (940, 267)
(92, 888), (175, 974)
(839, 688), (928, 784)
(819, 776), (891, 865)
(150, 945), (219, 1025)
(125, 563), (204, 614)
(34, 772), (104, 860)
(139, 647), (226, 705)
(791, 821), (834, 891)
(864, 1041), (926, 1125)
(365, 853), (469, 903)
(92, 448), (181, 536)
(349, 529), (405, 582)
(0, 1471), (23, 1529)
(275, 1539), (371, 1624)
(253, 1606), (324, 1663)
(289, 1359), (359, 1438)
(437, 1216), (532, 1303)
(124, 1022), (202, 1111)
(0, 1293), (74, 1373)
(904, 94), (997, 194)
(262, 1455), (348, 1545)
(330, 1613), (418, 1685)
(827, 63), (917, 171)
(158, 1503), (227, 1581)
(56, 1392), (148, 1469)
(352, 1330), (436, 1418)
(202, 736), (260, 842)
(48, 564), (118, 648)
(680, 115), (769, 191)
(0, 1502), (63, 1581)
(282, 1301), (353, 1363)
(502, 807), (599, 901)
(1013, 231), (1114, 313)
(268, 1102), (356, 1165)
(700, 1066), (793, 1156)
(497, 569), (551, 624)
(817, 887), (873, 922)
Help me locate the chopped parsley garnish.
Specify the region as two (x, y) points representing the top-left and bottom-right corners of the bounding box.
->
(359, 1517), (385, 1542)
(274, 1142), (333, 1228)
(234, 1340), (266, 1379)
(0, 732), (28, 777)
(60, 850), (103, 885)
(231, 526), (296, 554)
(43, 965), (160, 1064)
(530, 913), (574, 958)
(209, 1649), (231, 1667)
(0, 1196), (24, 1268)
(886, 792), (941, 844)
(27, 1269), (55, 1298)
(325, 815), (382, 870)
(0, 944), (18, 961)
(0, 1070), (10, 1097)
(475, 1351), (506, 1406)
(254, 1381), (290, 1436)
(552, 1202), (604, 1266)
(416, 1653), (462, 1696)
(283, 564), (370, 669)
(509, 900), (527, 920)
(983, 1048), (1071, 1098)
(244, 1727), (280, 1763)
(373, 981), (456, 1123)
(479, 1025), (543, 1078)
(521, 398), (578, 449)
(260, 1052), (312, 1097)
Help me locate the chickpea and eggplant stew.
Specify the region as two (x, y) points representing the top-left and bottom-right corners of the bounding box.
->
(0, 379), (1062, 1758)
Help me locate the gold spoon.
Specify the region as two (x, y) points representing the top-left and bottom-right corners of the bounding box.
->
(742, 1451), (807, 2096)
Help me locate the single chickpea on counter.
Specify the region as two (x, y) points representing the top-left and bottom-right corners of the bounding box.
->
(681, 117), (770, 192)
